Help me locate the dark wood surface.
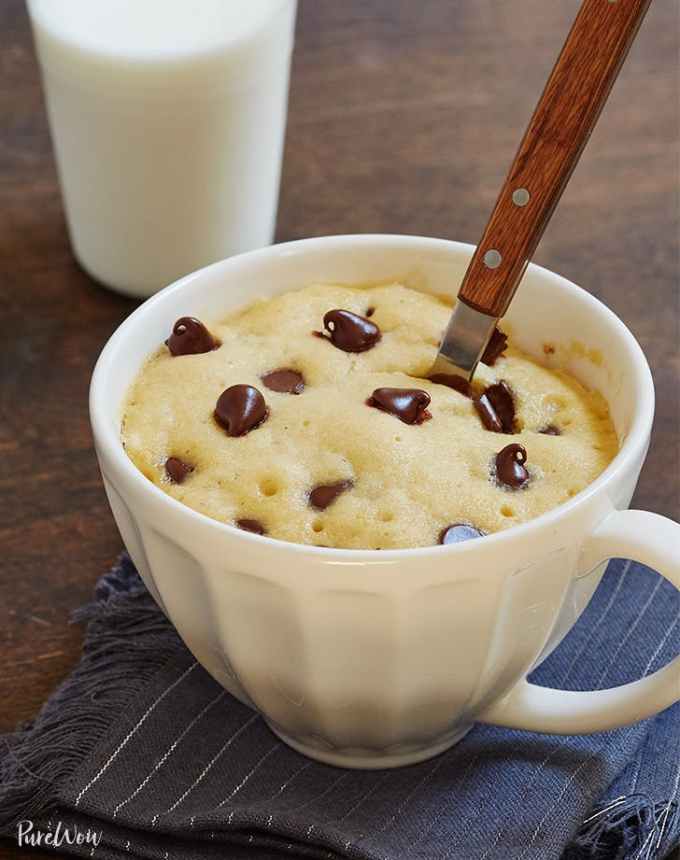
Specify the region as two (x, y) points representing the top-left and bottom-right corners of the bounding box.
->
(1, 1), (678, 857)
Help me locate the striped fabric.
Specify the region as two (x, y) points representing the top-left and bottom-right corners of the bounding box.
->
(1, 555), (678, 859)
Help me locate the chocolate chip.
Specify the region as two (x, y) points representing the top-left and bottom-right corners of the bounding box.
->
(236, 518), (266, 535)
(481, 327), (508, 366)
(474, 381), (516, 433)
(539, 424), (561, 436)
(214, 385), (268, 437)
(475, 395), (503, 432)
(261, 368), (305, 395)
(495, 443), (530, 489)
(309, 479), (353, 511)
(315, 309), (381, 353)
(429, 373), (473, 398)
(166, 317), (216, 356)
(439, 523), (486, 545)
(165, 457), (193, 484)
(367, 387), (431, 425)
(366, 306), (376, 317)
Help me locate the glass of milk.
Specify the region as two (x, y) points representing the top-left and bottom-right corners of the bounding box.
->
(27, 0), (297, 298)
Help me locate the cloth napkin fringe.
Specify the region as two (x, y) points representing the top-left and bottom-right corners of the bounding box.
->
(0, 556), (176, 834)
(564, 793), (679, 859)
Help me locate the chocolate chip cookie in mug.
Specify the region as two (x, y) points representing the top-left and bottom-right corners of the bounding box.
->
(121, 283), (617, 549)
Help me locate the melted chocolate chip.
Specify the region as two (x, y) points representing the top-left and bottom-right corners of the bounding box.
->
(481, 327), (508, 366)
(261, 368), (305, 395)
(309, 479), (353, 511)
(539, 424), (561, 436)
(429, 373), (473, 398)
(474, 381), (516, 433)
(165, 457), (193, 484)
(316, 309), (381, 353)
(214, 385), (268, 437)
(166, 317), (216, 356)
(367, 387), (431, 425)
(439, 523), (486, 545)
(236, 518), (266, 535)
(475, 395), (503, 433)
(495, 443), (530, 489)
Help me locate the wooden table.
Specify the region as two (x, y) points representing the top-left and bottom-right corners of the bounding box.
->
(1, 1), (678, 857)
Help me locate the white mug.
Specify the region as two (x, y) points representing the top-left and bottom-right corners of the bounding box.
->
(90, 236), (680, 768)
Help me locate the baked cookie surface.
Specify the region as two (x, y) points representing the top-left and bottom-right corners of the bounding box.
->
(122, 283), (618, 548)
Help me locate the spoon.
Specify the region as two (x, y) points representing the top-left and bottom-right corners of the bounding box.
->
(430, 0), (653, 387)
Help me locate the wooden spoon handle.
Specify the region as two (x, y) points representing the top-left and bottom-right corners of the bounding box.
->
(458, 0), (653, 318)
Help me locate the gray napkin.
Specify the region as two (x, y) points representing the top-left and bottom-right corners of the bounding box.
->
(1, 554), (678, 859)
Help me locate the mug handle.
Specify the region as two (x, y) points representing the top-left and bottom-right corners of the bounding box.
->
(478, 510), (680, 734)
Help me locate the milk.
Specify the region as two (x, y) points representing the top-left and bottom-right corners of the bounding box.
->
(28, 0), (297, 298)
